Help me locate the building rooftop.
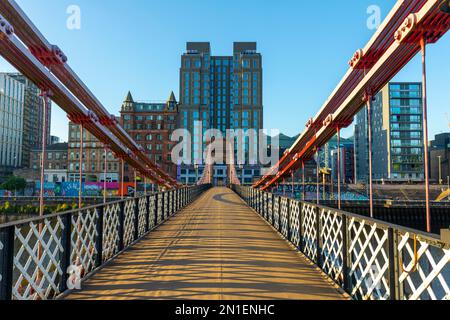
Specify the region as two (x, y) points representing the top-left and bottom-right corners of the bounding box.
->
(32, 142), (68, 152)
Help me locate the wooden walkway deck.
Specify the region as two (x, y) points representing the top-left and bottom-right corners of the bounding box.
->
(66, 187), (346, 300)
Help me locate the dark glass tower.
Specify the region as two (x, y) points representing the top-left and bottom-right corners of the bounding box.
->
(178, 42), (263, 185)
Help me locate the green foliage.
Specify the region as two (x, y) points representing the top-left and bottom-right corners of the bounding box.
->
(56, 203), (69, 212)
(1, 176), (27, 192)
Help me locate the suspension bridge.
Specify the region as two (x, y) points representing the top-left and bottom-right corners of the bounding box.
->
(0, 0), (449, 301)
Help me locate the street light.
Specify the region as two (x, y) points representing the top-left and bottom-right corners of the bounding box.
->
(440, 0), (450, 13)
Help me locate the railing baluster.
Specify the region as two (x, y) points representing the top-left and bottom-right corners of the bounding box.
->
(0, 226), (15, 300)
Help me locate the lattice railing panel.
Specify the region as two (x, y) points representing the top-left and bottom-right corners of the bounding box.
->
(123, 199), (136, 247)
(398, 232), (450, 300)
(102, 202), (120, 262)
(348, 218), (390, 300)
(320, 208), (344, 285)
(231, 185), (450, 301)
(280, 198), (289, 238)
(12, 216), (64, 300)
(290, 200), (301, 248)
(70, 208), (99, 277)
(301, 203), (317, 262)
(138, 197), (147, 237)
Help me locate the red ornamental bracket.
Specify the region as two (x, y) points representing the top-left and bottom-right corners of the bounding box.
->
(394, 14), (418, 43)
(0, 14), (14, 40)
(348, 48), (377, 70)
(306, 118), (314, 129)
(323, 114), (353, 129)
(29, 44), (68, 68)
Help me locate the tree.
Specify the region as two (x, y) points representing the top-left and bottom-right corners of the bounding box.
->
(1, 176), (27, 196)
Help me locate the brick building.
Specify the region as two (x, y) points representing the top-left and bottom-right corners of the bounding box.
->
(120, 91), (179, 181)
(30, 142), (68, 183)
(67, 122), (120, 183)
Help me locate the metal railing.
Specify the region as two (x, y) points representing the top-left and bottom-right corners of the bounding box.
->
(232, 185), (450, 300)
(0, 185), (210, 300)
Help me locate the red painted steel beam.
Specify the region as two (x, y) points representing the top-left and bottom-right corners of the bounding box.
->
(255, 0), (449, 190)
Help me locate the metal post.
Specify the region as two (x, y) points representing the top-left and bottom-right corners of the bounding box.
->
(144, 176), (147, 195)
(0, 226), (14, 300)
(367, 95), (374, 218)
(291, 171), (295, 199)
(78, 124), (84, 209)
(316, 206), (321, 267)
(316, 149), (320, 205)
(421, 37), (431, 233)
(120, 158), (124, 200)
(302, 161), (306, 201)
(103, 146), (108, 204)
(134, 197), (139, 240)
(145, 194), (150, 232)
(39, 92), (50, 217)
(341, 215), (350, 292)
(154, 194), (159, 226)
(388, 228), (400, 300)
(95, 206), (104, 267)
(337, 127), (342, 210)
(134, 169), (138, 198)
(438, 155), (442, 185)
(59, 212), (72, 293)
(118, 201), (125, 251)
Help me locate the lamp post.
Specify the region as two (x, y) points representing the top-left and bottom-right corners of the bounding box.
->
(103, 145), (108, 204)
(39, 92), (50, 217)
(420, 36), (431, 233)
(78, 124), (84, 209)
(438, 155), (442, 185)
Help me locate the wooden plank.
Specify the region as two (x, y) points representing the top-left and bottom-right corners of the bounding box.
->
(66, 188), (347, 300)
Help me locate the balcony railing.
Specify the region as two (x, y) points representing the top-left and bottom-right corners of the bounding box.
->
(0, 185), (210, 300)
(232, 185), (450, 300)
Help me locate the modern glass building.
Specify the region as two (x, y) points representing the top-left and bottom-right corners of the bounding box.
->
(178, 42), (263, 185)
(0, 73), (25, 181)
(355, 82), (424, 182)
(9, 73), (51, 169)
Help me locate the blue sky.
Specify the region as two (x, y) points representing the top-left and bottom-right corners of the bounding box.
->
(1, 0), (449, 141)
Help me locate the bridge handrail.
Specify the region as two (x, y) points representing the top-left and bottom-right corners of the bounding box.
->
(0, 185), (211, 300)
(232, 185), (450, 300)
